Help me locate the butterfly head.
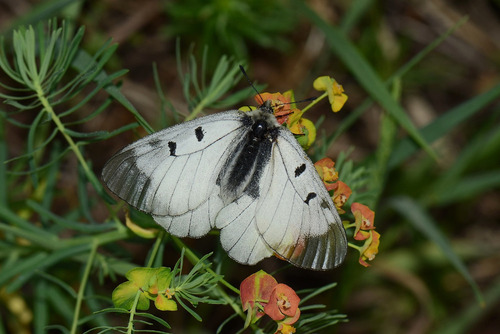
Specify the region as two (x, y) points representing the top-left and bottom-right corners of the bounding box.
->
(257, 98), (297, 126)
(260, 99), (274, 115)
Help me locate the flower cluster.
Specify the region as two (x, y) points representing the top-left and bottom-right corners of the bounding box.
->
(315, 159), (380, 267)
(254, 91), (317, 150)
(111, 254), (221, 316)
(252, 76), (347, 151)
(349, 203), (380, 267)
(240, 270), (300, 334)
(112, 267), (178, 312)
(255, 76), (380, 267)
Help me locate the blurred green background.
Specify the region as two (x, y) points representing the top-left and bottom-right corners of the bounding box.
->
(0, 0), (499, 333)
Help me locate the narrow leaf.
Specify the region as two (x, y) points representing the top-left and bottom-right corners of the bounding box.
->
(387, 196), (484, 305)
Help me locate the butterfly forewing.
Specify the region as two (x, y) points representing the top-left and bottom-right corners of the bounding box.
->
(102, 111), (247, 216)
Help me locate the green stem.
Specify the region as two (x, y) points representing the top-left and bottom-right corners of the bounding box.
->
(347, 242), (361, 251)
(146, 233), (165, 267)
(57, 227), (129, 249)
(170, 236), (252, 323)
(217, 284), (246, 319)
(301, 92), (327, 115)
(343, 223), (356, 229)
(172, 236), (240, 294)
(70, 240), (98, 334)
(127, 291), (143, 334)
(34, 81), (96, 189)
(184, 71), (236, 121)
(185, 99), (206, 121)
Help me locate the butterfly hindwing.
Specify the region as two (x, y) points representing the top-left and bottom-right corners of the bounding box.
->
(152, 193), (224, 238)
(216, 195), (274, 265)
(214, 149), (276, 265)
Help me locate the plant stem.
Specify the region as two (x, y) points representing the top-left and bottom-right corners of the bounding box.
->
(185, 95), (209, 121)
(146, 233), (165, 267)
(301, 92), (327, 115)
(34, 80), (97, 189)
(172, 236), (240, 294)
(127, 291), (143, 334)
(217, 284), (246, 319)
(70, 239), (98, 334)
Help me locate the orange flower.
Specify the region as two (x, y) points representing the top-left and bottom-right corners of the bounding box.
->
(351, 202), (375, 239)
(255, 92), (299, 125)
(314, 158), (339, 191)
(240, 271), (302, 329)
(332, 181), (352, 214)
(264, 284), (300, 322)
(358, 230), (380, 267)
(314, 159), (353, 213)
(240, 270), (278, 324)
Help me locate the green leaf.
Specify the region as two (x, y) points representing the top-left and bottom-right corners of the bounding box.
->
(174, 295), (202, 322)
(0, 114), (7, 207)
(125, 267), (158, 290)
(70, 48), (154, 134)
(156, 267), (173, 291)
(5, 244), (90, 292)
(430, 277), (500, 334)
(0, 0), (81, 37)
(155, 294), (178, 311)
(432, 170), (500, 205)
(112, 281), (149, 311)
(389, 81), (500, 168)
(293, 0), (437, 161)
(387, 196), (484, 305)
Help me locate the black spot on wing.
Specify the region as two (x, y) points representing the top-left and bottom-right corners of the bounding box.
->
(321, 200), (330, 209)
(148, 138), (162, 148)
(304, 192), (317, 205)
(294, 163), (306, 177)
(195, 126), (204, 142)
(168, 141), (176, 156)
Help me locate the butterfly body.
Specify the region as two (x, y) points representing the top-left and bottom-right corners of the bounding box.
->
(102, 101), (347, 270)
(218, 105), (279, 204)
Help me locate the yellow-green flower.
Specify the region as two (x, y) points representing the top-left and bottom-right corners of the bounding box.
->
(313, 76), (348, 112)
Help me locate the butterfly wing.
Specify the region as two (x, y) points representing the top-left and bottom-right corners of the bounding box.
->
(102, 110), (247, 237)
(255, 128), (348, 270)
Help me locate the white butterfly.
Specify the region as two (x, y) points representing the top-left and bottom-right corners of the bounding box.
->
(102, 100), (347, 270)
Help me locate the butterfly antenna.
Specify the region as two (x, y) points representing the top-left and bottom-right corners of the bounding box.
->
(239, 65), (317, 109)
(293, 97), (317, 104)
(239, 65), (265, 104)
(279, 97), (317, 111)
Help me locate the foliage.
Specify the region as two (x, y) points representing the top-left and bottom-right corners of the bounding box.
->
(1, 1), (499, 333)
(164, 0), (295, 64)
